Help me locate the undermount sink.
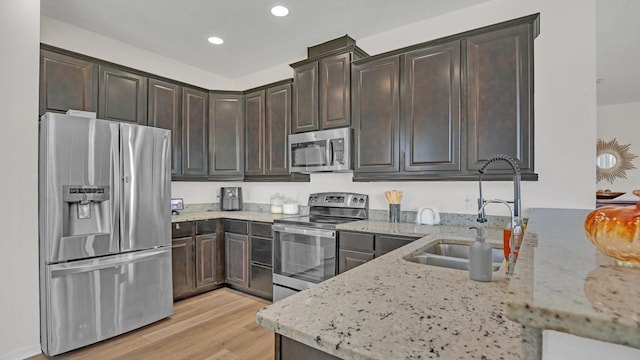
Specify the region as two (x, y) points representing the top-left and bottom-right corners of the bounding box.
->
(404, 240), (504, 272)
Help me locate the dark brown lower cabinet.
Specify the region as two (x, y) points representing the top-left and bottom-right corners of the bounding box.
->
(171, 236), (194, 299)
(276, 335), (339, 360)
(338, 231), (418, 274)
(172, 220), (222, 301)
(195, 234), (217, 288)
(339, 249), (374, 273)
(225, 232), (249, 288)
(374, 234), (416, 257)
(225, 220), (274, 300)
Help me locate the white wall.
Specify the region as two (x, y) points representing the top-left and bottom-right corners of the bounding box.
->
(0, 1), (41, 359)
(40, 16), (235, 90)
(174, 0), (598, 217)
(596, 101), (640, 200)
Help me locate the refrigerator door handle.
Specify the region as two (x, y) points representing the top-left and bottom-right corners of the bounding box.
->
(50, 248), (169, 277)
(111, 122), (121, 251)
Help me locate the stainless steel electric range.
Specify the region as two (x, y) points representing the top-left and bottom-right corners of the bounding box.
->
(272, 192), (369, 302)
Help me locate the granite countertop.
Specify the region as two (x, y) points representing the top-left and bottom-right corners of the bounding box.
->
(171, 210), (296, 223)
(507, 208), (640, 349)
(257, 225), (523, 359)
(336, 220), (433, 238)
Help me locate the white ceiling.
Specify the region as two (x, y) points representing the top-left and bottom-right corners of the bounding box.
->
(41, 0), (639, 106)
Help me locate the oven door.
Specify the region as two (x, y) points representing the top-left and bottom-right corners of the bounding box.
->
(272, 224), (336, 288)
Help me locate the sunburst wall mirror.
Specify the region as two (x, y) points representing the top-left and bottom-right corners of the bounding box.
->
(596, 138), (638, 183)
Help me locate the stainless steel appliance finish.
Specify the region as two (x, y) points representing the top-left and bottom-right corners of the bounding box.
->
(289, 127), (351, 172)
(39, 113), (173, 356)
(272, 192), (368, 302)
(221, 186), (243, 211)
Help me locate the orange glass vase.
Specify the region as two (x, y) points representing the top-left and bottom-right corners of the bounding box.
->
(584, 190), (640, 268)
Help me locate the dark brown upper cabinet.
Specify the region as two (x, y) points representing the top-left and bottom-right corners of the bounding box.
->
(244, 89), (266, 177)
(181, 87), (209, 178)
(265, 83), (292, 176)
(290, 39), (368, 133)
(402, 41), (461, 173)
(291, 61), (318, 133)
(244, 80), (305, 181)
(352, 56), (401, 174)
(148, 78), (181, 177)
(98, 65), (147, 125)
(353, 13), (539, 181)
(466, 22), (535, 175)
(39, 49), (97, 116)
(208, 92), (244, 180)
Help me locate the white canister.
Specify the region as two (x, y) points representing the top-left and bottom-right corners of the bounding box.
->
(283, 198), (299, 215)
(270, 193), (284, 214)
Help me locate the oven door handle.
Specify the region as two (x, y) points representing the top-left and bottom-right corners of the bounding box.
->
(273, 224), (335, 239)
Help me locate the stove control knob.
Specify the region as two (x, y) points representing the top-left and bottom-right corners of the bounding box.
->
(359, 198), (365, 203)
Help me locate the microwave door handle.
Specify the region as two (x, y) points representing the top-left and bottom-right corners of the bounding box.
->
(327, 140), (334, 165)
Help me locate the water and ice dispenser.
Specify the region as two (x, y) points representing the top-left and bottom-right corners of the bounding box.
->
(62, 185), (111, 238)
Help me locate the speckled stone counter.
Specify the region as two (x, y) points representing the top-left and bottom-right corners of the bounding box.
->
(257, 225), (522, 359)
(336, 220), (432, 238)
(506, 208), (640, 352)
(171, 210), (295, 223)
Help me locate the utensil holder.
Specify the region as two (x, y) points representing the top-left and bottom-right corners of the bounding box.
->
(389, 204), (401, 223)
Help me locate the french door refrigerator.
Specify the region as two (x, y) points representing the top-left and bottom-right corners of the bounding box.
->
(39, 113), (173, 356)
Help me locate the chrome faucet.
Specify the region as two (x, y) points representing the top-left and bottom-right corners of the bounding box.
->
(476, 154), (523, 276)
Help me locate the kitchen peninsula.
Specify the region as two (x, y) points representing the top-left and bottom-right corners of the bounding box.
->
(257, 209), (640, 359)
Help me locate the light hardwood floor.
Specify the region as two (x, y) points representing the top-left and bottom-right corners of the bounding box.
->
(29, 288), (275, 360)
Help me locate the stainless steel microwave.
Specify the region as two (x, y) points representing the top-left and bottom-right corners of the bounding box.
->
(289, 127), (351, 172)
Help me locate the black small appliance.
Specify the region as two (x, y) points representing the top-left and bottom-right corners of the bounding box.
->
(221, 187), (243, 211)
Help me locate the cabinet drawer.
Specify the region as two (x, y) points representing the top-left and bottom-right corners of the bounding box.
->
(339, 231), (374, 252)
(375, 235), (418, 257)
(172, 222), (193, 238)
(250, 236), (272, 266)
(250, 222), (272, 238)
(224, 219), (248, 235)
(196, 219), (217, 235)
(250, 263), (273, 298)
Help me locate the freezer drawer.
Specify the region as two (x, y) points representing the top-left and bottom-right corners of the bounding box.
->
(41, 248), (173, 356)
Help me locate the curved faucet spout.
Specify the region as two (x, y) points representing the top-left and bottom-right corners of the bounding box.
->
(477, 154), (523, 276)
(477, 154), (522, 219)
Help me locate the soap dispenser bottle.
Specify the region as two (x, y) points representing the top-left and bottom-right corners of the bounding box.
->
(469, 226), (492, 282)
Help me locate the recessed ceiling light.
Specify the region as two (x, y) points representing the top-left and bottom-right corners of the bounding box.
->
(271, 5), (289, 17)
(207, 36), (224, 45)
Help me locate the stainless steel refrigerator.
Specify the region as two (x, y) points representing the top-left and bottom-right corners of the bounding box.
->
(38, 112), (173, 356)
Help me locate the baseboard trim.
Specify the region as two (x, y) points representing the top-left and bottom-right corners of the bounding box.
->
(0, 344), (41, 360)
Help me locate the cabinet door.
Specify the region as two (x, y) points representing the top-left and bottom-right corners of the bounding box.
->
(403, 41), (461, 172)
(374, 235), (417, 257)
(292, 61), (319, 133)
(225, 232), (249, 288)
(172, 237), (194, 299)
(195, 234), (218, 288)
(181, 87), (208, 177)
(249, 263), (273, 299)
(320, 52), (351, 129)
(338, 249), (374, 274)
(39, 50), (97, 115)
(148, 78), (181, 177)
(245, 90), (265, 176)
(352, 56), (401, 173)
(209, 92), (244, 179)
(466, 23), (533, 173)
(98, 65), (147, 125)
(265, 83), (291, 175)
